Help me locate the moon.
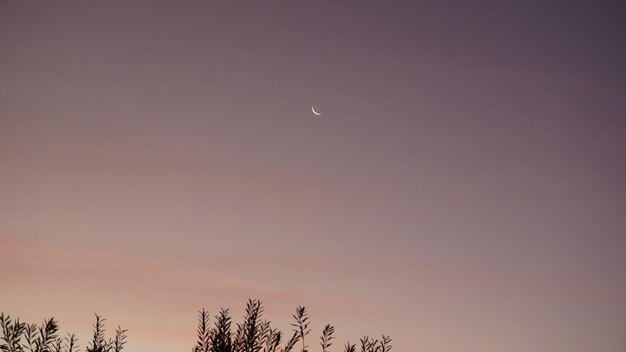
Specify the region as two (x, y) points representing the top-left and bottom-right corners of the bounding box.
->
(311, 106), (321, 116)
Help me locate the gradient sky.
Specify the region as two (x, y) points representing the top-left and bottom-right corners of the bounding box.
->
(1, 1), (625, 351)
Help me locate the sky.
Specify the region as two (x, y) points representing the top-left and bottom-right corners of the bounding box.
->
(1, 1), (625, 351)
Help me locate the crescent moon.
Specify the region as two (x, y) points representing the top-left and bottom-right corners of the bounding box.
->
(311, 106), (321, 116)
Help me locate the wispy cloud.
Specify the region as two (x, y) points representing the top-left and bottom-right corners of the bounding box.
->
(0, 237), (298, 305)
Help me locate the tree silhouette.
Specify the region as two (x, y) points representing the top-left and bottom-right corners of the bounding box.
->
(193, 300), (390, 352)
(2, 299), (390, 352)
(1, 313), (124, 352)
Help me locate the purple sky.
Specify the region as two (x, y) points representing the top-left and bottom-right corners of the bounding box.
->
(1, 1), (625, 351)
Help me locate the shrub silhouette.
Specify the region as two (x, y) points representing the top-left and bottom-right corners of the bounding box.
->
(192, 299), (391, 352)
(86, 315), (126, 352)
(1, 299), (390, 352)
(0, 313), (125, 352)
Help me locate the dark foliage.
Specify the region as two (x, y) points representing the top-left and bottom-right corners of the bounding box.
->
(193, 300), (390, 352)
(320, 325), (334, 352)
(2, 299), (390, 352)
(0, 313), (124, 352)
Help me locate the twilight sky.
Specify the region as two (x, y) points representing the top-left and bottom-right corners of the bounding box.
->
(1, 1), (625, 351)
